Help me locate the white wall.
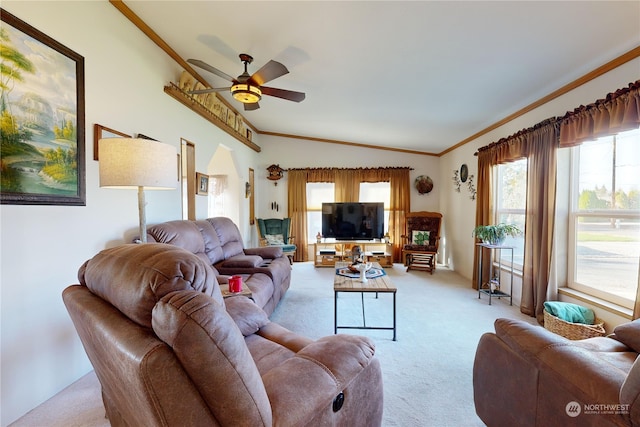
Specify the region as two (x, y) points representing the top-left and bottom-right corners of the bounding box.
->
(0, 2), (259, 424)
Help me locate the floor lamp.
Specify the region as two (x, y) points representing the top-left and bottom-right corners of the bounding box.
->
(99, 138), (177, 243)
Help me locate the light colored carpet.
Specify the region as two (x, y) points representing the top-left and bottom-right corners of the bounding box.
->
(11, 262), (536, 426)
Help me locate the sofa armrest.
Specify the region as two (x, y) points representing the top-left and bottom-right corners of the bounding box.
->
(257, 322), (313, 353)
(261, 334), (376, 426)
(245, 246), (284, 259)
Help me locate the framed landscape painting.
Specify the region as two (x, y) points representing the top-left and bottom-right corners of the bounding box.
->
(0, 9), (86, 205)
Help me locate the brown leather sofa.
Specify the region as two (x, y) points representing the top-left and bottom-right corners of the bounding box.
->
(473, 318), (640, 426)
(63, 243), (384, 426)
(145, 217), (291, 316)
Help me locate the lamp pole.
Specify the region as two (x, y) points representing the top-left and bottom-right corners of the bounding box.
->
(138, 186), (147, 243)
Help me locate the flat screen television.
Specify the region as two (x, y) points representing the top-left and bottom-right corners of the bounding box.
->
(321, 202), (385, 240)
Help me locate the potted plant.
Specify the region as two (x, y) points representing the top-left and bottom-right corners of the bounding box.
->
(472, 223), (521, 246)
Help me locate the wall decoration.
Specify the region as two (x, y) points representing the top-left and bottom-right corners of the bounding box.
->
(453, 164), (476, 200)
(414, 175), (434, 194)
(248, 168), (255, 225)
(1, 9), (86, 206)
(94, 124), (130, 161)
(196, 172), (209, 195)
(266, 164), (285, 185)
(460, 164), (469, 182)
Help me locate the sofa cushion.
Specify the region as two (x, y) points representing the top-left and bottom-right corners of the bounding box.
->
(222, 255), (264, 268)
(613, 319), (640, 353)
(245, 246), (284, 259)
(207, 217), (245, 259)
(78, 244), (222, 328)
(153, 290), (272, 426)
(225, 296), (270, 336)
(194, 220), (225, 265)
(147, 220), (206, 255)
(243, 273), (276, 310)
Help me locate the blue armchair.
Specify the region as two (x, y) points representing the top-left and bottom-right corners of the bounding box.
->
(256, 218), (296, 264)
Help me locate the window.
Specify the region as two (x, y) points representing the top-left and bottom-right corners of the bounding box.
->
(306, 183), (334, 242)
(306, 182), (391, 243)
(569, 128), (640, 308)
(359, 182), (391, 233)
(495, 159), (527, 268)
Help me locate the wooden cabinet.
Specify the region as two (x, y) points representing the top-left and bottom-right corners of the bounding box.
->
(313, 241), (393, 268)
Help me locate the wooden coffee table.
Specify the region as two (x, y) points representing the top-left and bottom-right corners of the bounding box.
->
(334, 262), (397, 341)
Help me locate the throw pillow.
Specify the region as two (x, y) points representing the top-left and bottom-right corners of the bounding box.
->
(411, 230), (430, 245)
(265, 234), (284, 245)
(613, 319), (640, 353)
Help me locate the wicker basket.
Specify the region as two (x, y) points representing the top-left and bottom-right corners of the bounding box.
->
(543, 309), (606, 340)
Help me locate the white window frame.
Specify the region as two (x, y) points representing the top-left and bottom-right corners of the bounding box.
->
(567, 130), (640, 310)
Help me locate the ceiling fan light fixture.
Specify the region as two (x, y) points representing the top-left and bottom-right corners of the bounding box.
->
(231, 83), (262, 103)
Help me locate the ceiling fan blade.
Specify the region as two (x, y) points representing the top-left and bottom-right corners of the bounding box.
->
(187, 87), (231, 95)
(261, 86), (306, 102)
(244, 102), (260, 111)
(250, 60), (289, 86)
(187, 59), (235, 82)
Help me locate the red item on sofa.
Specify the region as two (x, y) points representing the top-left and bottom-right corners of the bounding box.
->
(229, 275), (243, 293)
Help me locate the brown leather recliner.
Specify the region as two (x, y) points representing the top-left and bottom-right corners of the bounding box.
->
(63, 243), (383, 426)
(473, 318), (640, 426)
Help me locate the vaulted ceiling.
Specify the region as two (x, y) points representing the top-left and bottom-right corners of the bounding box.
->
(117, 1), (640, 155)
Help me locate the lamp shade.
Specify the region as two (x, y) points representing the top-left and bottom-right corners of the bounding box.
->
(99, 138), (177, 189)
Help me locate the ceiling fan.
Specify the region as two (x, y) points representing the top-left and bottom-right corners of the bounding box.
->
(186, 54), (305, 111)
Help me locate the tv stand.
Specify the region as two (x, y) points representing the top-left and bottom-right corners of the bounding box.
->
(314, 241), (393, 268)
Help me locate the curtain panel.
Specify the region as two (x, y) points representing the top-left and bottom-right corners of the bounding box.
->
(287, 169), (309, 262)
(474, 118), (560, 322)
(287, 167), (411, 262)
(559, 80), (640, 147)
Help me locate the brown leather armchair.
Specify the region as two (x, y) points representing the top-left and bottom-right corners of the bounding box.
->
(474, 318), (640, 426)
(63, 243), (383, 426)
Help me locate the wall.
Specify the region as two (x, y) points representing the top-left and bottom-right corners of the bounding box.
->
(0, 2), (259, 424)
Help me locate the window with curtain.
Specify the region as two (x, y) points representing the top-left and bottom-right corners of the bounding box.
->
(208, 174), (227, 217)
(360, 182), (391, 234)
(569, 127), (640, 309)
(495, 159), (527, 269)
(306, 182), (391, 242)
(306, 182), (334, 242)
